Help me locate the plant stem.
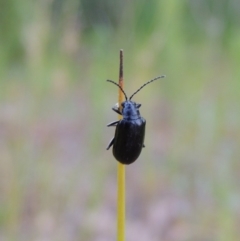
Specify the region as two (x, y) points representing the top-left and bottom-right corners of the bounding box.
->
(117, 49), (125, 241)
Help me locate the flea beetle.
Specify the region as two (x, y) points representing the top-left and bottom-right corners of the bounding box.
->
(106, 75), (165, 165)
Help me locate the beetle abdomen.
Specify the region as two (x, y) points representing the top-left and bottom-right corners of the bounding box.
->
(113, 118), (146, 164)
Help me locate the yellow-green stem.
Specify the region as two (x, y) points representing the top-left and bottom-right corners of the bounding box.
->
(117, 163), (125, 241)
(117, 49), (125, 241)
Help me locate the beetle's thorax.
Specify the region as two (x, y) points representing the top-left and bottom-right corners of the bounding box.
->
(121, 100), (141, 120)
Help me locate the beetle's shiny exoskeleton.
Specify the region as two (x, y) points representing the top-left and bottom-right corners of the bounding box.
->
(106, 75), (165, 165)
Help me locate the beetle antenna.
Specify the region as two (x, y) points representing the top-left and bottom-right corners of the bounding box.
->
(107, 80), (128, 100)
(129, 75), (166, 100)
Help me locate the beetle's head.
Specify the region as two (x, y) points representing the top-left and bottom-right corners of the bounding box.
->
(121, 100), (141, 120)
(113, 101), (141, 120)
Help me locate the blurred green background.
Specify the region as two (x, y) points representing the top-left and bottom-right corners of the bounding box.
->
(1, 0), (240, 240)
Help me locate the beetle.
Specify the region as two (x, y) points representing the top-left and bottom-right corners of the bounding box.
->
(106, 75), (165, 165)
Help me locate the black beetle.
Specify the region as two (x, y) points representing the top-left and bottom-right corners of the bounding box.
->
(106, 75), (165, 165)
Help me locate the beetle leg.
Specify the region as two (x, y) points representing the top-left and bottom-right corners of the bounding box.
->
(112, 107), (122, 115)
(136, 103), (141, 108)
(112, 103), (122, 115)
(143, 144), (145, 148)
(107, 120), (119, 127)
(106, 137), (114, 150)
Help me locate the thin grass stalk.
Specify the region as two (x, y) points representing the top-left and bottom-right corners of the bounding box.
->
(117, 49), (125, 241)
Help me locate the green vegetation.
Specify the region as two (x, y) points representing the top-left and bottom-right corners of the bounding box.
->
(0, 0), (240, 240)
